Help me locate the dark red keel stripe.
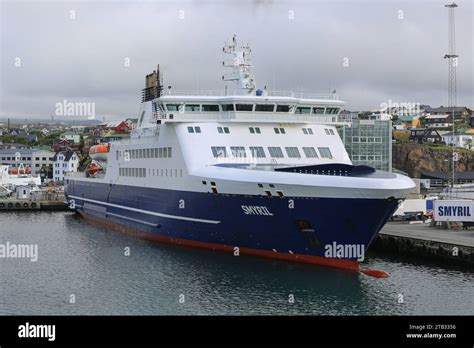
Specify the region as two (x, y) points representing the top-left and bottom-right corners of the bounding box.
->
(79, 211), (360, 272)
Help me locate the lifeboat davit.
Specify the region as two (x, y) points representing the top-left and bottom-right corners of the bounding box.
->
(89, 143), (110, 161)
(85, 162), (103, 177)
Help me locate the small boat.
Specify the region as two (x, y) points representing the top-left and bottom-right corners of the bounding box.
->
(89, 143), (110, 162)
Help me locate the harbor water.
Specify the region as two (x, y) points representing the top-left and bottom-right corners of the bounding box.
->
(1, 211), (473, 315)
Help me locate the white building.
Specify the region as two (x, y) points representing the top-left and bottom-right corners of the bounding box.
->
(32, 150), (55, 175)
(441, 129), (474, 150)
(53, 150), (79, 182)
(60, 132), (81, 144)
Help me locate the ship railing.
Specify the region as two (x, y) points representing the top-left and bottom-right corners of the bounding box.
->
(164, 89), (338, 100)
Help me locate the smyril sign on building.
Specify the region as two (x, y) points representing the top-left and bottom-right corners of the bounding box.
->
(434, 200), (474, 222)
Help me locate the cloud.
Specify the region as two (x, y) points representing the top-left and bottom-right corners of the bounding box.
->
(1, 0), (472, 120)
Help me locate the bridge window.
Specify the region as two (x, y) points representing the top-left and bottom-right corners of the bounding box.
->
(202, 104), (220, 112)
(326, 108), (340, 115)
(276, 105), (290, 112)
(313, 107), (325, 114)
(302, 128), (313, 135)
(318, 147), (333, 159)
(211, 146), (228, 158)
(255, 104), (275, 112)
(268, 147), (284, 158)
(285, 147), (301, 158)
(303, 147), (319, 158)
(185, 104), (200, 112)
(329, 129), (335, 135)
(222, 104), (234, 111)
(166, 104), (181, 112)
(249, 146), (266, 158)
(230, 146), (247, 158)
(187, 126), (194, 133)
(325, 129), (330, 135)
(295, 106), (311, 114)
(236, 104), (254, 111)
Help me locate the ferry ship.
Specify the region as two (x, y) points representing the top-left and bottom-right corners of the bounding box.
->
(65, 37), (415, 273)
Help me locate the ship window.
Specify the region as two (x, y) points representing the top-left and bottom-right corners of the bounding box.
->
(303, 128), (308, 134)
(249, 127), (255, 134)
(211, 146), (228, 158)
(276, 105), (290, 112)
(168, 147), (172, 157)
(166, 104), (180, 112)
(217, 127), (223, 133)
(274, 127), (286, 134)
(285, 147), (301, 158)
(159, 148), (163, 157)
(255, 104), (274, 112)
(268, 147), (284, 158)
(249, 127), (261, 134)
(313, 107), (325, 114)
(295, 106), (311, 114)
(223, 127), (230, 134)
(308, 128), (313, 134)
(147, 149), (151, 158)
(265, 191), (272, 197)
(325, 129), (330, 135)
(230, 146), (247, 158)
(187, 126), (195, 133)
(154, 148), (159, 157)
(163, 147), (168, 157)
(318, 147), (333, 159)
(255, 127), (261, 134)
(185, 104), (200, 112)
(249, 146), (265, 158)
(202, 104), (220, 112)
(303, 147), (319, 158)
(236, 104), (253, 111)
(195, 127), (201, 133)
(329, 129), (335, 135)
(222, 104), (234, 111)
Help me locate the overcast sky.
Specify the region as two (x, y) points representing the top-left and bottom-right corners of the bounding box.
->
(1, 0), (473, 121)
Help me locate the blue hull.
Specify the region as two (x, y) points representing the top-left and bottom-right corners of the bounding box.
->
(65, 180), (399, 265)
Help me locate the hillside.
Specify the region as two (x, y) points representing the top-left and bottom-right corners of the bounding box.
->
(392, 143), (474, 178)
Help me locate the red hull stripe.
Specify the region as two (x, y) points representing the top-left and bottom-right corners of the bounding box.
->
(79, 212), (360, 272)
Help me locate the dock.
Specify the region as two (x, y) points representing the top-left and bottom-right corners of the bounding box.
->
(373, 222), (474, 265)
(0, 196), (69, 211)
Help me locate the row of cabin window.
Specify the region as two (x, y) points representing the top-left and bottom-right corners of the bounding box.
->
(210, 146), (333, 159)
(120, 167), (183, 178)
(119, 167), (146, 177)
(187, 126), (333, 136)
(165, 103), (340, 115)
(119, 147), (172, 160)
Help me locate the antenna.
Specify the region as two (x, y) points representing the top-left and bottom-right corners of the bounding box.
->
(444, 2), (458, 189)
(222, 35), (256, 95)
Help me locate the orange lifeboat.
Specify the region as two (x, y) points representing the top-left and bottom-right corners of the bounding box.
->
(89, 143), (110, 161)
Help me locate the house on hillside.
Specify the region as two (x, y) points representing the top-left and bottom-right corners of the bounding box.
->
(53, 150), (79, 182)
(409, 128), (442, 144)
(426, 106), (472, 121)
(441, 129), (474, 150)
(425, 114), (453, 128)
